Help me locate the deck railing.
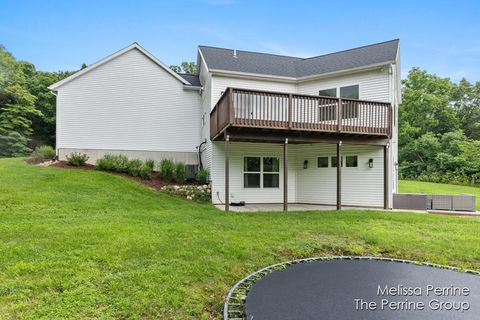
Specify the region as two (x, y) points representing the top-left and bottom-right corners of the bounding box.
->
(210, 88), (392, 140)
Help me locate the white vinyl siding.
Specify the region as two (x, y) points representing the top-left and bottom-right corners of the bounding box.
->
(211, 75), (297, 106)
(211, 142), (297, 204)
(297, 69), (391, 103)
(294, 144), (384, 207)
(199, 59), (213, 170)
(211, 142), (384, 207)
(57, 48), (200, 153)
(206, 68), (394, 206)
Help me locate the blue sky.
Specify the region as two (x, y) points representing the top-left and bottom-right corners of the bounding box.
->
(1, 0), (479, 81)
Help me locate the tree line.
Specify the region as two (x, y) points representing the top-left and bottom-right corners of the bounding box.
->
(1, 45), (479, 185)
(0, 45), (74, 156)
(399, 68), (480, 184)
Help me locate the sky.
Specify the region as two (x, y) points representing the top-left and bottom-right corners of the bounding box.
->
(1, 0), (479, 82)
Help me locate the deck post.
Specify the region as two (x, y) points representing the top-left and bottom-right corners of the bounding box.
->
(225, 133), (230, 212)
(384, 143), (389, 210)
(337, 97), (343, 132)
(283, 138), (288, 211)
(288, 94), (293, 129)
(336, 141), (342, 210)
(229, 87), (234, 123)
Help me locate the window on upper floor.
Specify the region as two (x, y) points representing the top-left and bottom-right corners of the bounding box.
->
(318, 85), (359, 121)
(319, 88), (337, 97)
(340, 85), (359, 99)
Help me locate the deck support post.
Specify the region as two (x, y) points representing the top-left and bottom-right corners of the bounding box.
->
(336, 141), (342, 210)
(384, 143), (389, 210)
(225, 133), (230, 212)
(283, 138), (288, 211)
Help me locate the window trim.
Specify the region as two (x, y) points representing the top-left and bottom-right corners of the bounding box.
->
(318, 84), (360, 99)
(317, 156), (329, 168)
(243, 156), (280, 189)
(318, 88), (337, 98)
(339, 84), (360, 100)
(331, 155), (343, 168)
(318, 84), (360, 121)
(345, 155), (358, 168)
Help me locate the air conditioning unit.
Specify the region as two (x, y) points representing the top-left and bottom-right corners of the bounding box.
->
(186, 164), (199, 181)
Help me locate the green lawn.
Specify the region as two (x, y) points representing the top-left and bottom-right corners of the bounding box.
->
(0, 158), (479, 319)
(399, 180), (480, 210)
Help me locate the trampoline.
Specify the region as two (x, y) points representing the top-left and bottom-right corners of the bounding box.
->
(224, 257), (480, 320)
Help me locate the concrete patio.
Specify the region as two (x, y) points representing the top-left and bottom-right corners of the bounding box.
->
(215, 203), (480, 216)
(215, 203), (378, 212)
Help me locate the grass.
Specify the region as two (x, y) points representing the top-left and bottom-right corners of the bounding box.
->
(399, 180), (480, 210)
(0, 158), (479, 319)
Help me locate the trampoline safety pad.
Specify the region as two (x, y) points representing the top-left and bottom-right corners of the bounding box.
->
(241, 259), (479, 320)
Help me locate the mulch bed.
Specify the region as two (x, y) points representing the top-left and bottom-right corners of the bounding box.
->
(49, 161), (196, 190)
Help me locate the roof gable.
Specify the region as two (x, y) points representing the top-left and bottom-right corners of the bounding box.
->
(49, 43), (190, 90)
(198, 39), (399, 79)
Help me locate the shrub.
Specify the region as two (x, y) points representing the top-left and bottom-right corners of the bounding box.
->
(96, 154), (129, 173)
(139, 164), (152, 180)
(161, 185), (211, 202)
(196, 168), (209, 184)
(145, 159), (155, 171)
(160, 159), (175, 181)
(112, 155), (129, 173)
(175, 162), (186, 182)
(96, 155), (152, 180)
(66, 152), (89, 166)
(96, 154), (115, 171)
(127, 159), (144, 177)
(30, 145), (55, 161)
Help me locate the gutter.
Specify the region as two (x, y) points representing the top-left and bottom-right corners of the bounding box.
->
(209, 61), (396, 84)
(183, 85), (203, 91)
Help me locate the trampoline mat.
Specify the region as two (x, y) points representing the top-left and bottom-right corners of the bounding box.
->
(245, 259), (479, 320)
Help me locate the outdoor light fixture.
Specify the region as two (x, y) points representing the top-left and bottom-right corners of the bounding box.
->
(368, 158), (374, 168)
(303, 160), (308, 169)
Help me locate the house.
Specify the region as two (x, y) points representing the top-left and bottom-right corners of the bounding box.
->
(49, 39), (401, 211)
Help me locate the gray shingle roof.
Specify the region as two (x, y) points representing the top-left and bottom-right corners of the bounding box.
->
(199, 39), (399, 78)
(178, 73), (201, 86)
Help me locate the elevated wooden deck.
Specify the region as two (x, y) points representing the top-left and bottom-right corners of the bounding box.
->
(210, 88), (392, 144)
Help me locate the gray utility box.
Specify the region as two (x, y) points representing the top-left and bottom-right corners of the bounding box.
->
(393, 193), (476, 212)
(452, 195), (476, 211)
(393, 193), (428, 210)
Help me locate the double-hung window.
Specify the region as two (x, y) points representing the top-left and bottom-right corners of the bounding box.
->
(244, 156), (280, 188)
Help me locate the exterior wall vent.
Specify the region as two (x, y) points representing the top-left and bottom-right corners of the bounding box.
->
(186, 164), (199, 181)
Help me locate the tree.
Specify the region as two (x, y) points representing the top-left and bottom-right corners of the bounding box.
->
(399, 132), (441, 178)
(169, 65), (181, 73)
(0, 47), (40, 156)
(456, 140), (480, 183)
(452, 78), (480, 140)
(169, 61), (196, 75)
(26, 70), (73, 146)
(180, 61), (196, 75)
(440, 130), (467, 156)
(399, 68), (458, 148)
